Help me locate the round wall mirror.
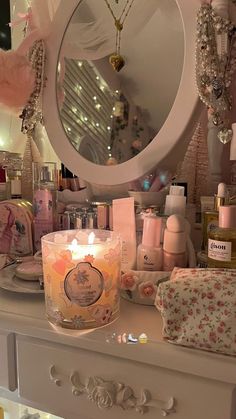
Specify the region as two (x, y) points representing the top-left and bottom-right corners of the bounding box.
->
(43, 0), (201, 185)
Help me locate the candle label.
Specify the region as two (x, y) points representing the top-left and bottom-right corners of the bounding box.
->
(64, 262), (104, 307)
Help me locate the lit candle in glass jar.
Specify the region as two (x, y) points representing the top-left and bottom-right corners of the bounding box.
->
(42, 230), (121, 330)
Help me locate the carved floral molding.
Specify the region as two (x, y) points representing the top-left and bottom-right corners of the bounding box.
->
(49, 364), (176, 416)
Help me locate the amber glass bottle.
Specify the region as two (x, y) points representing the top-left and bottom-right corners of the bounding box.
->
(207, 206), (236, 269)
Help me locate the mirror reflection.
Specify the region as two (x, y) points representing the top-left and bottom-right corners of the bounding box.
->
(57, 0), (184, 166)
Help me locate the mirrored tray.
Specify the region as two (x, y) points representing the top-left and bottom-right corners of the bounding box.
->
(0, 265), (44, 294)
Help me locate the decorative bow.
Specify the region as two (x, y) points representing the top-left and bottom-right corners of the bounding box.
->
(8, 11), (32, 28)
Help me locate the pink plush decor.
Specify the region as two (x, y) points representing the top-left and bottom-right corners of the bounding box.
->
(0, 49), (35, 111)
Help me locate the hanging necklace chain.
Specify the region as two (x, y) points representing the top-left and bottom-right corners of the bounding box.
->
(104, 0), (135, 28)
(196, 3), (236, 144)
(104, 0), (135, 71)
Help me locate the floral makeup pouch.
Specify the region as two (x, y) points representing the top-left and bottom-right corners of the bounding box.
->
(155, 268), (236, 356)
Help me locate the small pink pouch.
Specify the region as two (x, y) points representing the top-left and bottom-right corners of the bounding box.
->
(155, 268), (236, 356)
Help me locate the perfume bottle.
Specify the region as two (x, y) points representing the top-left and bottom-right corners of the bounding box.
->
(207, 205), (236, 269)
(202, 182), (229, 252)
(0, 166), (7, 201)
(9, 169), (22, 199)
(33, 162), (58, 251)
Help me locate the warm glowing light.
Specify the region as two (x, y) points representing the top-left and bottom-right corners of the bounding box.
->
(0, 137), (4, 147)
(96, 123), (100, 127)
(110, 115), (113, 119)
(107, 146), (111, 150)
(68, 233), (96, 260)
(112, 107), (115, 111)
(100, 85), (105, 91)
(78, 61), (83, 67)
(67, 127), (71, 132)
(96, 76), (100, 80)
(109, 153), (112, 157)
(115, 90), (119, 94)
(76, 84), (82, 92)
(88, 232), (95, 244)
(68, 238), (78, 253)
(84, 117), (88, 122)
(107, 126), (111, 131)
(93, 96), (97, 101)
(95, 104), (101, 110)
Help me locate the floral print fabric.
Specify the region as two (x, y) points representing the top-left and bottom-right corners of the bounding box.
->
(155, 268), (236, 356)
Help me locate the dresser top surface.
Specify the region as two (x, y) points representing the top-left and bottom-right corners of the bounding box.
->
(0, 284), (236, 384)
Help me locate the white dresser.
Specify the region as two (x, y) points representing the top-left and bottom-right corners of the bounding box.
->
(0, 290), (235, 419)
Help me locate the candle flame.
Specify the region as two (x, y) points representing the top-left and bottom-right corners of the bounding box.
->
(68, 234), (96, 260)
(68, 239), (78, 253)
(88, 232), (95, 245)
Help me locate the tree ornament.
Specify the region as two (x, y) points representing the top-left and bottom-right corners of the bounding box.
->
(218, 128), (233, 144)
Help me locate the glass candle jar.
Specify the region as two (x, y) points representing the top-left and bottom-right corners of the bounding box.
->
(42, 229), (121, 329)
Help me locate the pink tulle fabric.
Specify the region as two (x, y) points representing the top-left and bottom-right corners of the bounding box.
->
(0, 49), (35, 111)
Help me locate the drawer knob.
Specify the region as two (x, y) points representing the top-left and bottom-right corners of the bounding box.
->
(70, 372), (176, 416)
(49, 365), (62, 387)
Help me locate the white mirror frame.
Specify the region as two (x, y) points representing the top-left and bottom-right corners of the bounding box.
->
(43, 0), (202, 185)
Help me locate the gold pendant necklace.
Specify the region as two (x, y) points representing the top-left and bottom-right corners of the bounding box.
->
(104, 0), (135, 72)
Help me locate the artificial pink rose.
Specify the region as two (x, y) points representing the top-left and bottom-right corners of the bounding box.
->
(138, 281), (157, 299)
(120, 272), (137, 291)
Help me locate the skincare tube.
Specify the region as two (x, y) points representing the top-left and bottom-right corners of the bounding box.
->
(112, 197), (136, 271)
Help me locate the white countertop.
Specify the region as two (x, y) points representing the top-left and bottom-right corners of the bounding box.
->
(0, 290), (236, 383)
(0, 279), (236, 386)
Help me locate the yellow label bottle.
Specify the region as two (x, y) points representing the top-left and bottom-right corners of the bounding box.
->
(202, 183), (229, 252)
(207, 206), (236, 268)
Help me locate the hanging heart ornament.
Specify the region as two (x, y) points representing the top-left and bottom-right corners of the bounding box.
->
(109, 54), (125, 72)
(218, 128), (233, 144)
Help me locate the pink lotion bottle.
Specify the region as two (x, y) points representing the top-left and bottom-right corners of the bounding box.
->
(33, 162), (57, 251)
(163, 214), (187, 271)
(137, 216), (163, 271)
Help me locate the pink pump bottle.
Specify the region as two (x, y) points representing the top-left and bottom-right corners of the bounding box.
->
(137, 216), (163, 271)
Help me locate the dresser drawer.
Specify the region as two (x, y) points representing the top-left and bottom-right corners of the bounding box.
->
(0, 331), (16, 391)
(16, 336), (234, 419)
